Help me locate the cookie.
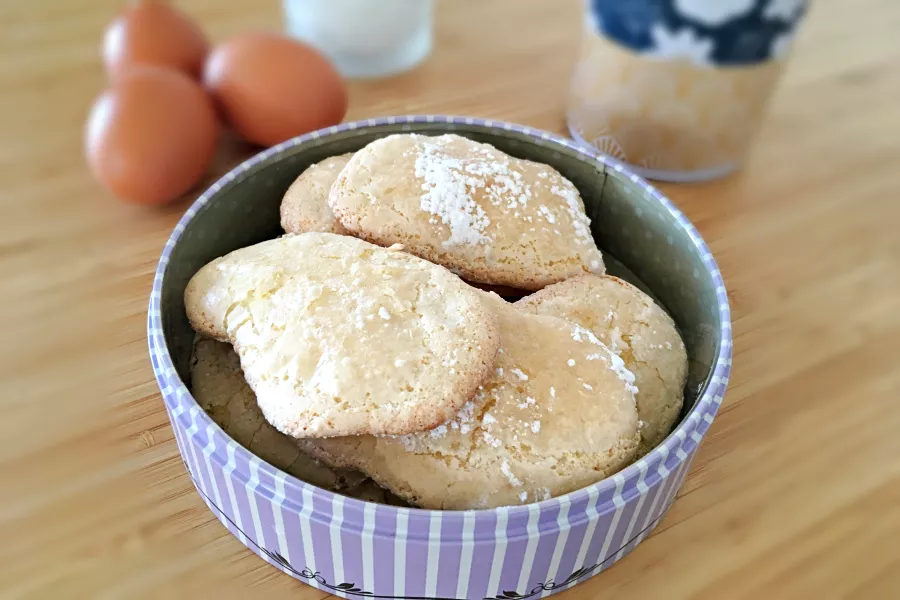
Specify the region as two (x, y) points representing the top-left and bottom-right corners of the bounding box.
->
(190, 336), (361, 490)
(515, 275), (688, 455)
(305, 293), (640, 509)
(329, 133), (605, 291)
(184, 232), (501, 438)
(191, 336), (409, 505)
(280, 153), (353, 235)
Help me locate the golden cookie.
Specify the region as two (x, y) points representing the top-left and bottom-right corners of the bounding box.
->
(190, 336), (363, 489)
(191, 336), (408, 505)
(184, 232), (501, 438)
(280, 153), (353, 235)
(329, 133), (605, 291)
(516, 275), (688, 455)
(304, 294), (640, 509)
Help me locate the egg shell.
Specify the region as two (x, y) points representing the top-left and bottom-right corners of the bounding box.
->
(203, 33), (348, 147)
(85, 66), (220, 205)
(103, 0), (209, 79)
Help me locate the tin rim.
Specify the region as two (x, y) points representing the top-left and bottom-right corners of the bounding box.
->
(147, 115), (732, 537)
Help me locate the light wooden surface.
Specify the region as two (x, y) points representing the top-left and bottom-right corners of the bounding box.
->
(2, 0), (899, 598)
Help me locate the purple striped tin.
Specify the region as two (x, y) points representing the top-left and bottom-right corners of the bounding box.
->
(148, 115), (732, 599)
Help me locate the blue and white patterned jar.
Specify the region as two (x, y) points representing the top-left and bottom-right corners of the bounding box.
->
(568, 0), (808, 182)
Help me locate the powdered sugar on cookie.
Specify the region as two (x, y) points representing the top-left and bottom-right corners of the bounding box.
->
(514, 274), (688, 457)
(500, 460), (522, 487)
(304, 296), (641, 509)
(415, 136), (493, 246)
(331, 133), (605, 290)
(569, 323), (638, 395)
(551, 184), (594, 241)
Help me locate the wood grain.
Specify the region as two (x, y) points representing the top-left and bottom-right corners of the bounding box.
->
(1, 0), (898, 598)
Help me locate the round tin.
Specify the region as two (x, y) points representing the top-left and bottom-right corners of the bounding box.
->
(148, 116), (732, 599)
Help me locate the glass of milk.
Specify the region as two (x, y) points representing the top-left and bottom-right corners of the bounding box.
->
(282, 0), (434, 79)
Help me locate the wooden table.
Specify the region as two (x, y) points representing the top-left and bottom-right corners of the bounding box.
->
(2, 0), (898, 597)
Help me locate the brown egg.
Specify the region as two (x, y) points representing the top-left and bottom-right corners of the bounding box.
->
(203, 33), (348, 147)
(85, 66), (220, 205)
(103, 0), (208, 79)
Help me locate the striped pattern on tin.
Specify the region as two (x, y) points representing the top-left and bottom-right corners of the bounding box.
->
(148, 114), (734, 599)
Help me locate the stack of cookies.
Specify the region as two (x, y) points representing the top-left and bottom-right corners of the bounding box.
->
(185, 134), (687, 510)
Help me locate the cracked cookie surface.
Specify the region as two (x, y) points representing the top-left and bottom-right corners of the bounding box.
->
(190, 336), (408, 504)
(328, 134), (605, 291)
(184, 232), (501, 438)
(190, 336), (361, 490)
(516, 275), (688, 456)
(303, 293), (640, 509)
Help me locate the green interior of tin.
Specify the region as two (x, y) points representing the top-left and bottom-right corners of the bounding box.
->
(161, 122), (722, 421)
